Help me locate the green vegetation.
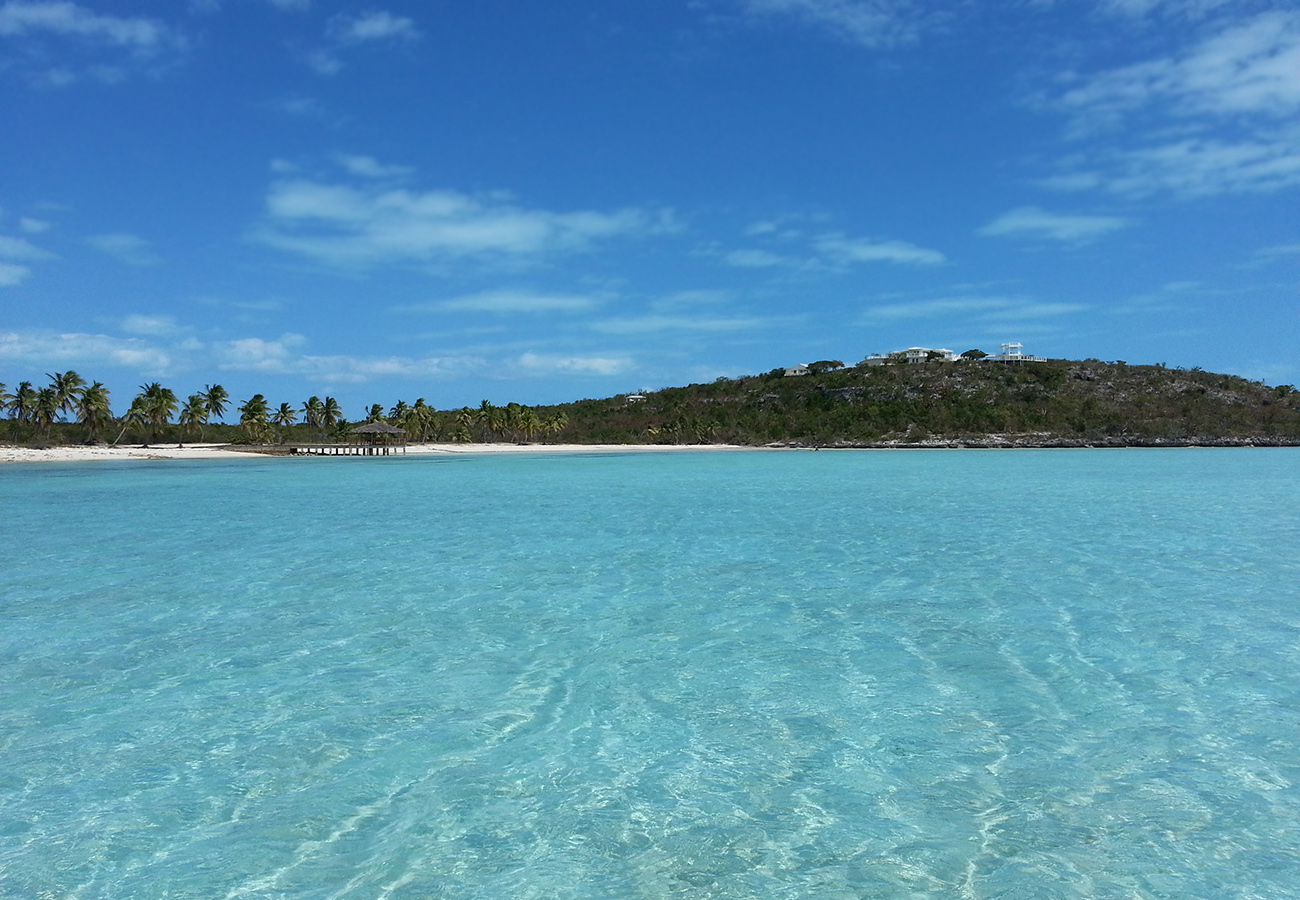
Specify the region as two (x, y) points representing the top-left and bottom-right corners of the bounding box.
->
(508, 358), (1300, 447)
(3, 357), (1299, 449)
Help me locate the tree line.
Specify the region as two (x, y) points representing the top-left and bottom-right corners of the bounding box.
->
(0, 371), (567, 447)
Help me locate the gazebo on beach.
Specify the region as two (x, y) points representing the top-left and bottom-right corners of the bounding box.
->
(348, 422), (408, 455)
(283, 421), (409, 456)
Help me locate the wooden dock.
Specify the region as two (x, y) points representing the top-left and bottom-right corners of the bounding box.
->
(285, 442), (407, 457)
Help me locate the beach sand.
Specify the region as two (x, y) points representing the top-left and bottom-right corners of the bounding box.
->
(0, 442), (753, 464)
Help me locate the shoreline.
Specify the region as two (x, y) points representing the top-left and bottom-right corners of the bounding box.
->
(3, 436), (1295, 464)
(0, 442), (757, 464)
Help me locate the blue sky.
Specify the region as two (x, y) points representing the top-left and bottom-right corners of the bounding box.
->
(2, 0), (1297, 416)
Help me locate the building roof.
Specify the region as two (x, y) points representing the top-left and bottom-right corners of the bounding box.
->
(350, 422), (407, 434)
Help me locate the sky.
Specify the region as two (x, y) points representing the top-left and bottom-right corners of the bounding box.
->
(1, 0), (1298, 417)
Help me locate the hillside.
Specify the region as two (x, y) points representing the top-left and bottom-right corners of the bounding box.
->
(528, 359), (1300, 447)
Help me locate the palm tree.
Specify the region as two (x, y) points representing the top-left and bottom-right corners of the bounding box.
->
(47, 371), (85, 420)
(31, 387), (60, 444)
(365, 403), (386, 424)
(0, 382), (9, 415)
(519, 408), (542, 442)
(238, 395), (267, 441)
(75, 382), (113, 442)
(476, 400), (497, 441)
(137, 383), (178, 444)
(178, 394), (208, 444)
(503, 402), (525, 441)
(409, 398), (436, 442)
(321, 396), (341, 430)
(202, 384), (229, 423)
(389, 399), (410, 422)
(238, 394), (270, 443)
(455, 406), (474, 442)
(544, 412), (568, 442)
(271, 402), (297, 443)
(7, 381), (35, 436)
(301, 396), (324, 431)
(112, 396), (149, 446)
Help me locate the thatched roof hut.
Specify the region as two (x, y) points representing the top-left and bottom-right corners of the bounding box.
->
(350, 422), (407, 436)
(347, 421), (408, 455)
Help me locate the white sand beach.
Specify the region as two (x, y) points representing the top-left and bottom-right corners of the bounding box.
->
(0, 442), (753, 463)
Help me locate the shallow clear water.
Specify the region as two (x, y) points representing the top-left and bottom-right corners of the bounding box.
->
(2, 449), (1299, 899)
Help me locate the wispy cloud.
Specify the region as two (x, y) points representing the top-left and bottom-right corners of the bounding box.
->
(328, 10), (420, 44)
(121, 314), (185, 337)
(860, 295), (1087, 322)
(336, 154), (414, 179)
(307, 9), (420, 75)
(203, 333), (485, 384)
(815, 234), (946, 266)
(511, 352), (632, 377)
(0, 328), (176, 372)
(253, 171), (676, 268)
(402, 290), (604, 314)
(722, 248), (796, 268)
(591, 315), (770, 335)
(0, 1), (185, 83)
(1095, 0), (1236, 20)
(0, 233), (53, 286)
(734, 0), (940, 49)
(1040, 11), (1300, 196)
(0, 1), (173, 48)
(978, 206), (1132, 242)
(0, 234), (54, 261)
(0, 263), (31, 286)
(719, 228), (946, 270)
(1255, 242), (1300, 259)
(88, 232), (161, 266)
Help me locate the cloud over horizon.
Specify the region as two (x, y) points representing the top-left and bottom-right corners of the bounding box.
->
(253, 171), (677, 268)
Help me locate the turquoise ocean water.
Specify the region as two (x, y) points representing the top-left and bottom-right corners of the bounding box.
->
(2, 449), (1299, 899)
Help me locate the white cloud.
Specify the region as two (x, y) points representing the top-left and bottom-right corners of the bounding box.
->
(329, 10), (420, 44)
(978, 206), (1132, 242)
(0, 234), (53, 261)
(0, 1), (173, 48)
(1057, 12), (1300, 127)
(861, 296), (1015, 320)
(216, 333), (308, 373)
(0, 328), (175, 372)
(336, 154), (414, 179)
(0, 1), (185, 83)
(592, 315), (770, 335)
(723, 248), (794, 268)
(735, 0), (936, 49)
(121, 314), (183, 337)
(0, 262), (31, 286)
(1256, 242), (1300, 258)
(650, 289), (733, 310)
(860, 295), (1087, 322)
(1063, 131), (1300, 197)
(513, 352), (632, 377)
(0, 234), (51, 284)
(88, 232), (161, 265)
(19, 217), (50, 233)
(209, 333), (483, 382)
(815, 234), (946, 266)
(253, 176), (675, 267)
(1040, 11), (1300, 196)
(412, 290), (602, 314)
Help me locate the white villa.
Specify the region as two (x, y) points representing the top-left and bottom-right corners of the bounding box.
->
(860, 347), (956, 366)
